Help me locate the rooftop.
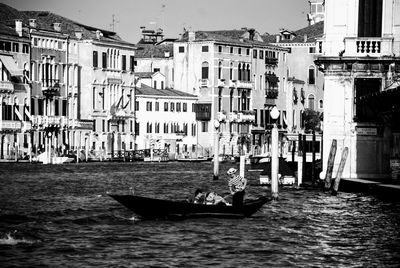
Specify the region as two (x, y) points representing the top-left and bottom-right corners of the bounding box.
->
(136, 84), (197, 98)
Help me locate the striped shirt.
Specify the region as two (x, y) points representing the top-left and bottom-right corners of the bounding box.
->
(228, 175), (247, 193)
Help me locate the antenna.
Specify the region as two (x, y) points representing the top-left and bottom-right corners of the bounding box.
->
(110, 14), (120, 32)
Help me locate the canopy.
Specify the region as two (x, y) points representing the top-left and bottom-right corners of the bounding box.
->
(0, 55), (23, 76)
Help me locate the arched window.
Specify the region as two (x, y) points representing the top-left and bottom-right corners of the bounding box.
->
(218, 88), (222, 112)
(238, 63), (242, 81)
(246, 64), (250, 81)
(201, 61), (209, 79)
(308, 94), (315, 110)
(218, 61), (222, 79)
(229, 62), (233, 80)
(319, 99), (323, 109)
(230, 89), (234, 112)
(308, 66), (315, 84)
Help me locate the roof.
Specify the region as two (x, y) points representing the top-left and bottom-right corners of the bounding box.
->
(263, 21), (324, 44)
(178, 29), (268, 47)
(134, 72), (156, 79)
(135, 43), (173, 58)
(136, 84), (197, 98)
(0, 3), (135, 47)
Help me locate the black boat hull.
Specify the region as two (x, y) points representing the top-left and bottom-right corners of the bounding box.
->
(109, 194), (270, 219)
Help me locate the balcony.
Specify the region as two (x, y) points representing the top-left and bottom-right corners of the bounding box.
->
(237, 111), (255, 123)
(228, 112), (239, 122)
(42, 79), (60, 95)
(344, 37), (395, 57)
(265, 57), (278, 66)
(217, 79), (226, 88)
(217, 111), (227, 122)
(199, 79), (209, 88)
(236, 80), (253, 89)
(32, 115), (67, 129)
(0, 81), (14, 93)
(0, 120), (22, 131)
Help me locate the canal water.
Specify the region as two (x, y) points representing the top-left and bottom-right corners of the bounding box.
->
(0, 162), (399, 267)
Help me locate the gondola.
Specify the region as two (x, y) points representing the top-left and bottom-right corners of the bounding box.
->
(109, 194), (270, 219)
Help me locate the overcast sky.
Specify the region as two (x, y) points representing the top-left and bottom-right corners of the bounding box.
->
(1, 0), (311, 43)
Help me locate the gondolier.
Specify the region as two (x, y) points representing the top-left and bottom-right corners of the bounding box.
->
(226, 168), (247, 207)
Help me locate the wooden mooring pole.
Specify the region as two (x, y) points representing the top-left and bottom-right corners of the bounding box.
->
(331, 147), (349, 196)
(324, 139), (337, 191)
(311, 131), (316, 184)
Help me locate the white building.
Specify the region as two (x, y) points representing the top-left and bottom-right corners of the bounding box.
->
(317, 0), (400, 179)
(134, 74), (198, 159)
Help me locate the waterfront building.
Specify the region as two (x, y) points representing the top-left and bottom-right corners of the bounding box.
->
(264, 21), (325, 161)
(316, 0), (400, 179)
(134, 73), (198, 158)
(135, 27), (175, 89)
(0, 16), (31, 160)
(173, 29), (288, 156)
(307, 0), (325, 26)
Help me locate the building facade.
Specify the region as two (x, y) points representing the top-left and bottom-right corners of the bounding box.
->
(317, 0), (400, 179)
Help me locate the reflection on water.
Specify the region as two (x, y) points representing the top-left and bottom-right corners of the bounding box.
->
(0, 162), (399, 267)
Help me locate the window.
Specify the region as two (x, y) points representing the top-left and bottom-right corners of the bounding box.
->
(179, 46), (185, 53)
(259, 50), (263, 59)
(135, 101), (139, 111)
(354, 78), (381, 122)
(218, 46), (222, 53)
(238, 48), (242, 55)
(102, 52), (107, 68)
(229, 63), (233, 80)
(308, 66), (315, 85)
(358, 0), (382, 37)
(308, 94), (315, 110)
(230, 47), (234, 54)
(161, 81), (164, 89)
(12, 43), (19, 52)
(93, 51), (98, 67)
(0, 41), (11, 51)
(155, 102), (159, 111)
(201, 121), (208, 132)
(183, 102), (187, 112)
(319, 100), (323, 109)
(146, 122), (152, 133)
(135, 122), (140, 136)
(202, 45), (209, 52)
(201, 62), (209, 79)
(176, 102), (181, 112)
(218, 89), (222, 112)
(170, 102), (175, 111)
(309, 47), (316, 53)
(130, 56), (135, 72)
(253, 49), (257, 59)
(146, 101), (152, 111)
(155, 123), (160, 133)
(22, 44), (29, 53)
(164, 102), (169, 111)
(164, 123), (169, 133)
(246, 48), (250, 55)
(122, 55), (126, 71)
(154, 81), (157, 89)
(62, 100), (67, 116)
(218, 62), (222, 79)
(153, 68), (160, 72)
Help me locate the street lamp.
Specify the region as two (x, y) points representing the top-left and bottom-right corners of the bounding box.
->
(213, 119), (220, 180)
(270, 106), (279, 199)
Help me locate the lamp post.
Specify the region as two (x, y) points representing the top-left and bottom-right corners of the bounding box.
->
(270, 106), (280, 199)
(213, 119), (220, 180)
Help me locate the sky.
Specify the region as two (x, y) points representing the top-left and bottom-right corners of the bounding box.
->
(1, 0), (311, 43)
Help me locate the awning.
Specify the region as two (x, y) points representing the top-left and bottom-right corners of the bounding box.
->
(0, 55), (23, 76)
(265, 74), (279, 83)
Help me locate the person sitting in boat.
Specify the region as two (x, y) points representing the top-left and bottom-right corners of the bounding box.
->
(205, 192), (229, 206)
(193, 189), (206, 204)
(226, 167), (247, 207)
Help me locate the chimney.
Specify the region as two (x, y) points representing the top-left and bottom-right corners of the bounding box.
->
(164, 51), (170, 58)
(75, 30), (83, 39)
(275, 35), (280, 43)
(53, 22), (61, 32)
(303, 34), (308, 42)
(96, 30), (102, 40)
(15, 19), (22, 37)
(188, 31), (195, 42)
(29, 19), (37, 28)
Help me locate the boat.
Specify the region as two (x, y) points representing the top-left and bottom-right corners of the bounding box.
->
(109, 194), (270, 219)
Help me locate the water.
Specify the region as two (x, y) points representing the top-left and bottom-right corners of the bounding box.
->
(0, 162), (399, 267)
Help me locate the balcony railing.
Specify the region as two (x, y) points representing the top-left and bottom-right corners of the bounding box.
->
(42, 79), (60, 94)
(266, 88), (279, 99)
(237, 111), (255, 123)
(32, 115), (68, 128)
(344, 37), (395, 57)
(0, 120), (22, 131)
(0, 81), (14, 93)
(199, 79), (209, 88)
(236, 80), (253, 89)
